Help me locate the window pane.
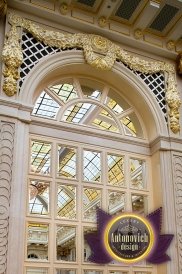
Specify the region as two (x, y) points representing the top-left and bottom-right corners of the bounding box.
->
(57, 184), (76, 219)
(107, 154), (124, 186)
(130, 158), (146, 189)
(83, 227), (97, 262)
(26, 268), (48, 274)
(83, 150), (101, 182)
(56, 226), (76, 261)
(32, 91), (60, 119)
(58, 146), (76, 178)
(56, 270), (76, 274)
(134, 272), (152, 274)
(27, 223), (48, 260)
(108, 191), (125, 215)
(29, 180), (49, 216)
(83, 187), (101, 221)
(30, 141), (51, 175)
(49, 82), (78, 103)
(131, 194), (148, 215)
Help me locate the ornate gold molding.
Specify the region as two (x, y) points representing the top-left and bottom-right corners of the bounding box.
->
(2, 13), (181, 133)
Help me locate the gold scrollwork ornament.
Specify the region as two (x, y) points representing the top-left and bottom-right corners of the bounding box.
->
(2, 25), (23, 96)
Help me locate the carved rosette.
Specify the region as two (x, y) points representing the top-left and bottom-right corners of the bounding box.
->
(2, 13), (181, 133)
(0, 121), (15, 274)
(173, 155), (182, 273)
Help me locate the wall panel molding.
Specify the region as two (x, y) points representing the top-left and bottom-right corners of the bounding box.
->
(173, 153), (182, 274)
(0, 121), (15, 274)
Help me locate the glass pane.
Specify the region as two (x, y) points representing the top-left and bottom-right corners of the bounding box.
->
(58, 146), (76, 178)
(131, 194), (148, 215)
(80, 78), (103, 100)
(121, 113), (143, 138)
(108, 191), (125, 215)
(49, 81), (78, 103)
(26, 268), (48, 274)
(84, 271), (103, 274)
(105, 90), (130, 114)
(32, 91), (60, 119)
(30, 141), (51, 175)
(107, 154), (124, 186)
(56, 226), (76, 261)
(92, 107), (120, 133)
(83, 150), (101, 182)
(27, 223), (48, 260)
(130, 158), (146, 189)
(62, 102), (93, 124)
(83, 188), (101, 221)
(56, 270), (76, 274)
(29, 180), (49, 216)
(83, 227), (97, 262)
(57, 184), (76, 219)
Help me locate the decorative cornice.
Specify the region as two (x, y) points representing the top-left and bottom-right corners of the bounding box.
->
(0, 121), (15, 274)
(2, 13), (181, 133)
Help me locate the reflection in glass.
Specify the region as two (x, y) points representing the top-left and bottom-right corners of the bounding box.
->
(27, 223), (49, 260)
(81, 84), (101, 100)
(105, 96), (124, 115)
(58, 146), (76, 178)
(31, 141), (51, 175)
(83, 150), (101, 182)
(29, 181), (49, 215)
(56, 226), (76, 261)
(32, 91), (60, 119)
(57, 184), (76, 219)
(107, 154), (124, 186)
(83, 227), (97, 262)
(57, 270), (76, 274)
(131, 194), (148, 214)
(84, 271), (103, 274)
(134, 272), (152, 274)
(49, 82), (78, 103)
(121, 113), (143, 138)
(26, 268), (48, 274)
(108, 191), (125, 215)
(83, 188), (101, 221)
(92, 107), (119, 133)
(62, 102), (93, 124)
(130, 158), (146, 189)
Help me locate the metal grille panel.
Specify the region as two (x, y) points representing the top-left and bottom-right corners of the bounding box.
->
(134, 70), (167, 120)
(115, 0), (142, 20)
(149, 4), (179, 32)
(77, 0), (96, 7)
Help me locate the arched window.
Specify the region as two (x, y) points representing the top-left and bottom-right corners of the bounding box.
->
(25, 75), (156, 274)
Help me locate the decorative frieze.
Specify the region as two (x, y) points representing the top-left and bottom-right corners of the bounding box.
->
(173, 154), (182, 273)
(0, 121), (15, 274)
(2, 13), (181, 133)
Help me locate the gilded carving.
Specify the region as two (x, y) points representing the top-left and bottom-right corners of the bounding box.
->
(2, 25), (23, 96)
(2, 13), (181, 133)
(0, 121), (15, 274)
(176, 52), (182, 75)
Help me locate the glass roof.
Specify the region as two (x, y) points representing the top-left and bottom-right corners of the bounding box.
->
(32, 78), (144, 138)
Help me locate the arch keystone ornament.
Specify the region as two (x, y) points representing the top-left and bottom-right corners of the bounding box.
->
(2, 12), (181, 133)
(85, 208), (174, 264)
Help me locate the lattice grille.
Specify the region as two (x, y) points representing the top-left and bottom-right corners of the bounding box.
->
(134, 70), (167, 120)
(20, 31), (167, 121)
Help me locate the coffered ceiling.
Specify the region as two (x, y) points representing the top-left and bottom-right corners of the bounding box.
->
(6, 0), (182, 58)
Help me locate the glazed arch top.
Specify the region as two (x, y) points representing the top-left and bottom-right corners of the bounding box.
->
(1, 12), (181, 133)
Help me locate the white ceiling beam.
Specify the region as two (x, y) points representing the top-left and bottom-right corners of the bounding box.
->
(167, 17), (182, 41)
(97, 0), (121, 19)
(135, 0), (160, 30)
